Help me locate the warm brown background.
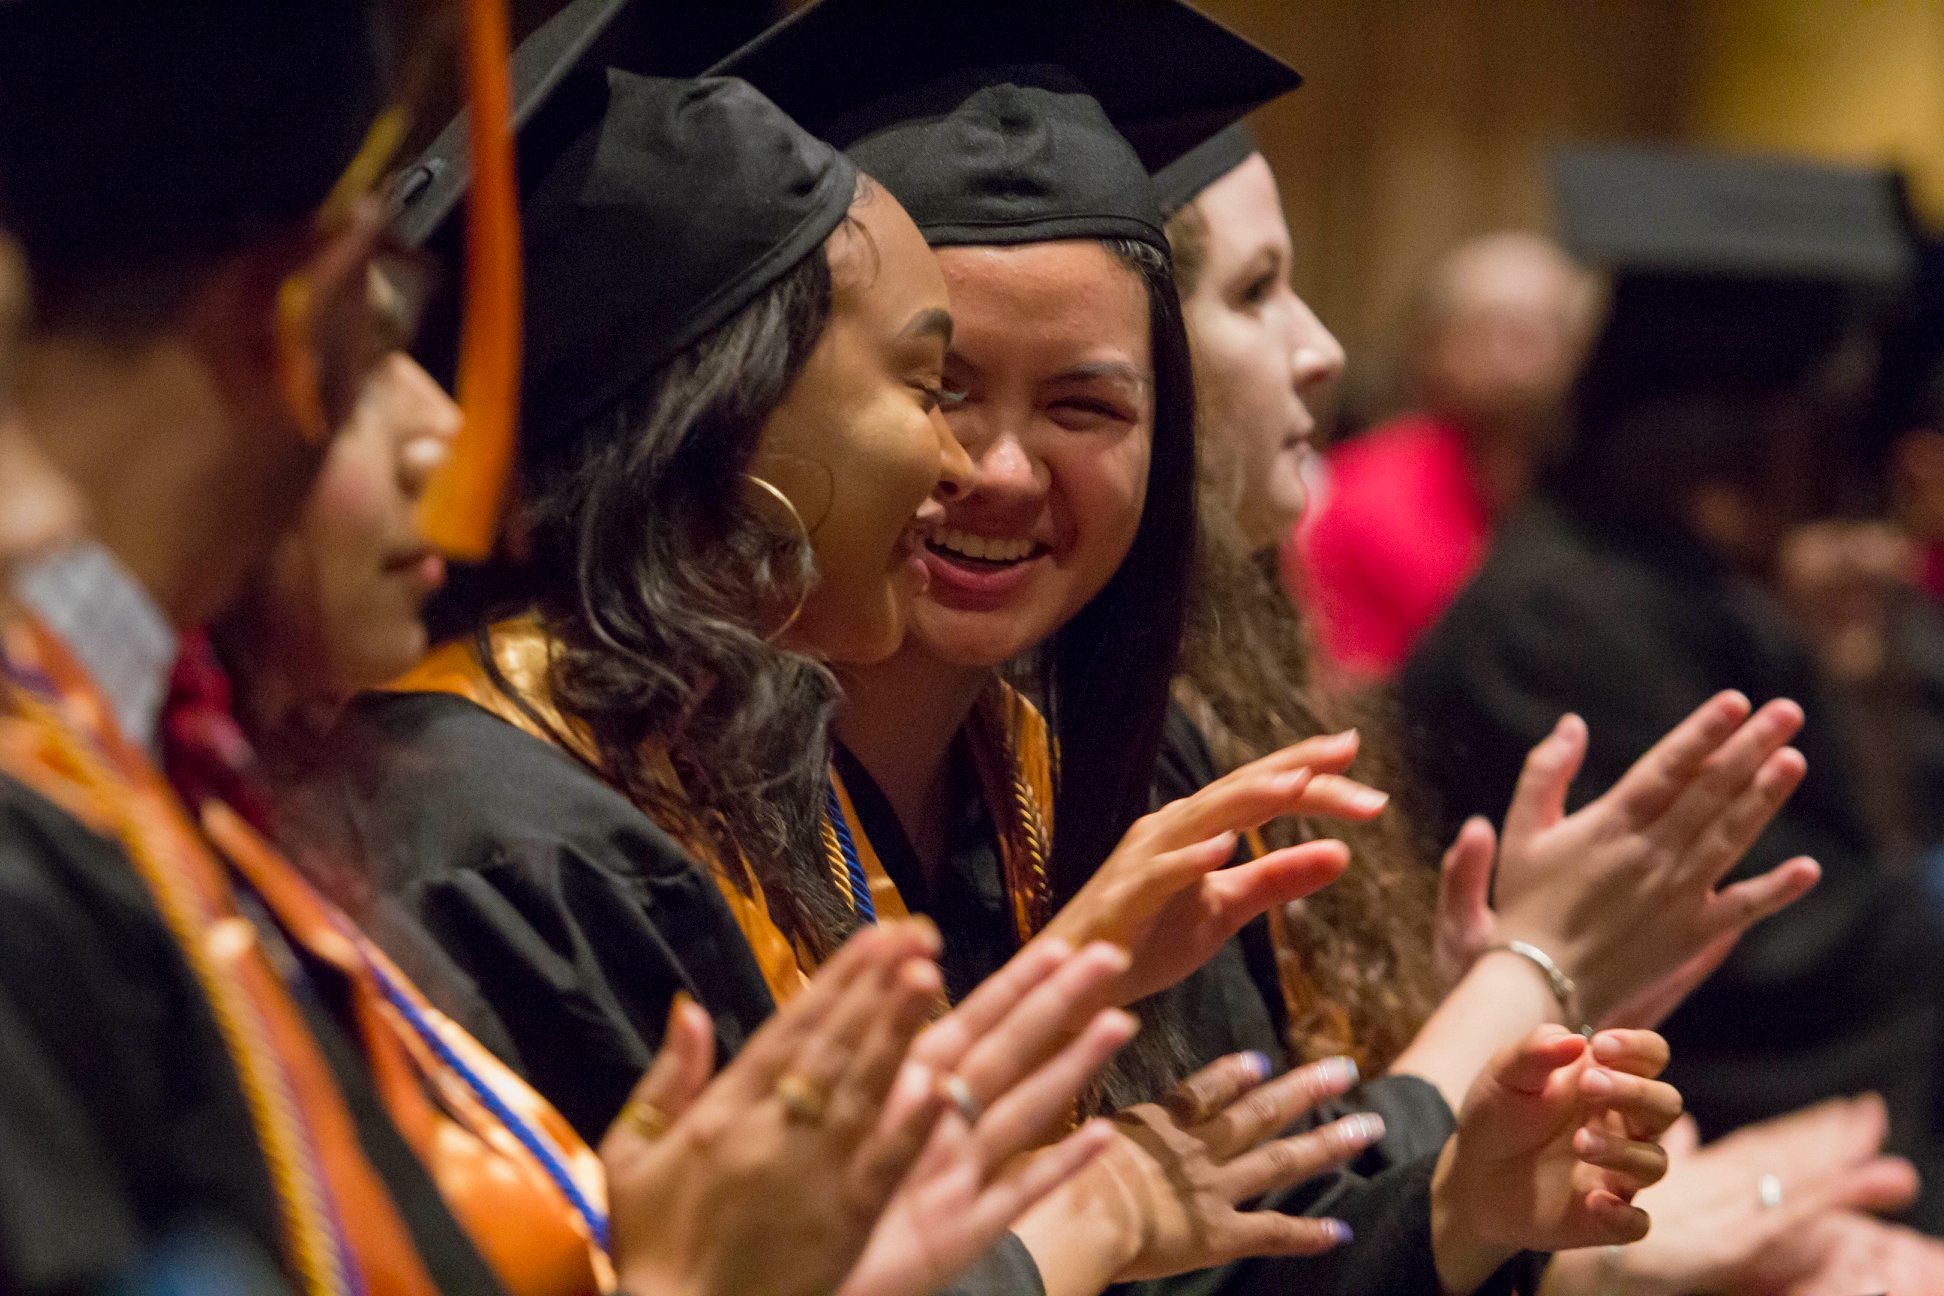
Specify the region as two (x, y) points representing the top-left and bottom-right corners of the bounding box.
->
(497, 0), (1944, 391)
(1199, 0), (1944, 391)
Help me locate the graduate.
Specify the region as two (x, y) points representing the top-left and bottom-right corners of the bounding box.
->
(0, 6), (1132, 1296)
(1402, 148), (1944, 1232)
(717, 3), (1700, 1294)
(1157, 126), (1943, 1291)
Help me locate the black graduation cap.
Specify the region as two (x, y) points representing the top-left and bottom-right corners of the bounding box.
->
(388, 0), (857, 465)
(1153, 122), (1260, 218)
(0, 2), (390, 288)
(1554, 148), (1919, 508)
(518, 68), (857, 461)
(1556, 147), (1915, 390)
(1552, 146), (1914, 289)
(711, 0), (1299, 253)
(392, 0), (784, 249)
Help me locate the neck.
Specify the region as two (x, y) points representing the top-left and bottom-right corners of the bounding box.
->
(835, 643), (990, 879)
(21, 336), (275, 632)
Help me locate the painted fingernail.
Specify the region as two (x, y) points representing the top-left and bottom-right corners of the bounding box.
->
(1323, 1219), (1353, 1245)
(1315, 1055), (1359, 1090)
(1242, 1050), (1273, 1083)
(1336, 1112), (1385, 1148)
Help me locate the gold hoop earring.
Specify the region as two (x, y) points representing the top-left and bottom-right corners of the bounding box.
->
(741, 472), (812, 643)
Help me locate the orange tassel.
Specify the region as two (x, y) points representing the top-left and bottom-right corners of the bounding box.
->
(417, 0), (523, 561)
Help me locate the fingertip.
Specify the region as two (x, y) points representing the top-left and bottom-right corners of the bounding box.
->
(1323, 1219), (1353, 1247)
(898, 956), (944, 999)
(1580, 1067), (1615, 1099)
(1078, 939), (1133, 976)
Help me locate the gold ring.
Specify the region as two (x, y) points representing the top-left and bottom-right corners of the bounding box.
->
(621, 1098), (672, 1140)
(775, 1073), (829, 1124)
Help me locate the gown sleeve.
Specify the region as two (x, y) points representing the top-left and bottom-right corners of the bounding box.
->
(329, 690), (780, 1144)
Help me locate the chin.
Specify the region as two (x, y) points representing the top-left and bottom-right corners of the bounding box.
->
(910, 602), (1042, 671)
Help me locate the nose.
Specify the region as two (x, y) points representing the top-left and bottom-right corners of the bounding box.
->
(393, 357), (462, 498)
(932, 407), (973, 501)
(1288, 293), (1346, 398)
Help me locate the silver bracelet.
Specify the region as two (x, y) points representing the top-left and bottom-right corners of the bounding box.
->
(1483, 939), (1585, 1033)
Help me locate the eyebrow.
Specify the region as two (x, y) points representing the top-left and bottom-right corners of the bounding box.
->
(1051, 360), (1149, 391)
(899, 308), (954, 345)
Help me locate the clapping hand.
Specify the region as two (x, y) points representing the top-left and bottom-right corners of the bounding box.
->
(1045, 731), (1389, 1005)
(1430, 1028), (1684, 1294)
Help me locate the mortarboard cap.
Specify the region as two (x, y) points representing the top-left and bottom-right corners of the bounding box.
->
(517, 69), (858, 462)
(1552, 146), (1914, 289)
(711, 0), (1299, 253)
(1153, 122), (1260, 219)
(0, 3), (391, 302)
(391, 0), (858, 468)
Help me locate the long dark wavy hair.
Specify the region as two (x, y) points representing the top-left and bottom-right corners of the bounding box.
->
(1038, 236), (1200, 905)
(503, 203), (867, 964)
(1168, 199), (1441, 1071)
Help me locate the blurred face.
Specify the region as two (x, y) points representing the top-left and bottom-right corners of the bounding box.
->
(254, 343), (458, 700)
(1418, 235), (1588, 441)
(908, 240), (1153, 669)
(755, 186), (972, 665)
(1182, 154), (1344, 542)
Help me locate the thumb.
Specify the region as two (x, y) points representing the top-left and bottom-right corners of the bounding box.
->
(1487, 1026), (1586, 1099)
(602, 993), (716, 1155)
(1500, 715), (1586, 847)
(1439, 818), (1497, 926)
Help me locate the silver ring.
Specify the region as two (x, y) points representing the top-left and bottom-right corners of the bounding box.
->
(1757, 1173), (1784, 1210)
(942, 1074), (983, 1126)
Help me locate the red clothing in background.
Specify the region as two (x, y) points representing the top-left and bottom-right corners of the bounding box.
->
(1292, 413), (1493, 679)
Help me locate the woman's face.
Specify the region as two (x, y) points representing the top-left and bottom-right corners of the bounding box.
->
(908, 240), (1153, 669)
(255, 348), (458, 700)
(755, 187), (971, 665)
(1181, 154), (1344, 544)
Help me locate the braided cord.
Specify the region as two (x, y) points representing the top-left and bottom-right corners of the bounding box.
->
(1, 680), (349, 1296)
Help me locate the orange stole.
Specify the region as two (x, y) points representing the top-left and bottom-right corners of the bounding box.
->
(0, 618), (438, 1296)
(0, 618), (608, 1296)
(391, 622), (1055, 1005)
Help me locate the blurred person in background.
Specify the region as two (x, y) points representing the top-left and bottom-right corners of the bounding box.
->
(1403, 148), (1944, 1233)
(1295, 231), (1594, 682)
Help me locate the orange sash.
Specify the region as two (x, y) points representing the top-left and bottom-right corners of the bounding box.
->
(393, 620), (1056, 1003)
(0, 617), (608, 1296)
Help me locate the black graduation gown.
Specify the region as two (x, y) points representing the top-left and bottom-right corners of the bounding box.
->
(0, 771), (505, 1295)
(1401, 496), (1944, 1231)
(334, 688), (1045, 1296)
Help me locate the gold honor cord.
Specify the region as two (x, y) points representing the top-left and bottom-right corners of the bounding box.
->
(417, 0), (523, 561)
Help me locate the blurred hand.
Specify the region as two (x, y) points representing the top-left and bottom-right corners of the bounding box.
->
(1044, 731), (1383, 1005)
(1542, 1095), (1918, 1296)
(838, 938), (1137, 1296)
(1431, 1028), (1683, 1294)
(1450, 692), (1821, 1026)
(601, 923), (949, 1296)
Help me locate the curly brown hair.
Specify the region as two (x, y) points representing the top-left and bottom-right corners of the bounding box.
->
(1175, 438), (1442, 1071)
